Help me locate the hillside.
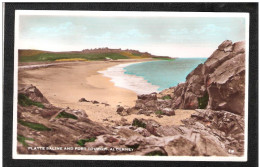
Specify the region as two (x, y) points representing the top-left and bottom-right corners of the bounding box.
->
(18, 48), (171, 62)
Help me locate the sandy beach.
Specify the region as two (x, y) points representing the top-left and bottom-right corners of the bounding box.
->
(18, 59), (195, 126)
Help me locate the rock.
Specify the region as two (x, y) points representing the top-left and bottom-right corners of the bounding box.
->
(40, 109), (58, 118)
(132, 118), (161, 136)
(164, 136), (199, 156)
(142, 148), (168, 156)
(92, 100), (99, 104)
(161, 108), (175, 116)
(72, 109), (88, 118)
(135, 100), (146, 109)
(137, 92), (157, 101)
(101, 102), (110, 106)
(182, 109), (244, 156)
(116, 106), (124, 113)
(104, 136), (119, 143)
(117, 128), (142, 138)
(126, 108), (139, 115)
(125, 136), (143, 150)
(137, 109), (153, 116)
(157, 99), (172, 109)
(18, 84), (49, 103)
(116, 106), (129, 116)
(207, 54), (245, 115)
(224, 45), (233, 52)
(78, 98), (89, 102)
(134, 128), (151, 137)
(233, 41), (245, 54)
(145, 100), (157, 108)
(121, 117), (127, 122)
(155, 125), (181, 137)
(218, 40), (233, 50)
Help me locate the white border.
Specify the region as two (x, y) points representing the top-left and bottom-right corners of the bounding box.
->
(13, 10), (249, 161)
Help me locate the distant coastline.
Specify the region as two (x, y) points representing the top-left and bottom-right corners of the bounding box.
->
(18, 48), (173, 62)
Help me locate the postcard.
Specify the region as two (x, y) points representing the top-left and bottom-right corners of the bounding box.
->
(13, 10), (249, 161)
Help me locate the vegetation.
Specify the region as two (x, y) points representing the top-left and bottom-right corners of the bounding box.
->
(161, 95), (172, 100)
(19, 52), (130, 62)
(155, 110), (163, 115)
(17, 135), (34, 146)
(152, 57), (174, 61)
(56, 111), (78, 120)
(18, 120), (51, 131)
(55, 58), (88, 61)
(126, 144), (139, 149)
(198, 92), (209, 109)
(77, 137), (96, 146)
(18, 49), (45, 57)
(18, 49), (172, 62)
(18, 93), (45, 108)
(132, 119), (146, 128)
(132, 53), (142, 56)
(120, 52), (143, 59)
(145, 150), (167, 156)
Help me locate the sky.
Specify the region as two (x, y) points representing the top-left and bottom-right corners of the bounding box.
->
(17, 12), (246, 58)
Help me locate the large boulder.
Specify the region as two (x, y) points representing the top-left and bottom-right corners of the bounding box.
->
(169, 40), (245, 115)
(207, 54), (245, 115)
(18, 84), (49, 103)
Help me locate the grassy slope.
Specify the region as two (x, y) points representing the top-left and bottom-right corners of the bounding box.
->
(18, 49), (153, 62)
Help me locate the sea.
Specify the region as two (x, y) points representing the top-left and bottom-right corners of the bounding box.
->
(99, 58), (207, 95)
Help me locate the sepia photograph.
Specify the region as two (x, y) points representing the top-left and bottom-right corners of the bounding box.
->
(12, 10), (249, 161)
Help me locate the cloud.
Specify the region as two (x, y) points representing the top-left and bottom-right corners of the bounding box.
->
(29, 22), (73, 35)
(165, 24), (233, 45)
(116, 29), (151, 39)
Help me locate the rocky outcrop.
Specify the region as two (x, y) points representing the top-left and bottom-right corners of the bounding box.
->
(19, 84), (49, 103)
(17, 84), (243, 156)
(130, 108), (244, 156)
(180, 40), (245, 115)
(17, 85), (110, 155)
(118, 93), (175, 117)
(157, 40), (245, 115)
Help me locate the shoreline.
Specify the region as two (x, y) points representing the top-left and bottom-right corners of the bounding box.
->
(98, 62), (160, 95)
(18, 58), (195, 126)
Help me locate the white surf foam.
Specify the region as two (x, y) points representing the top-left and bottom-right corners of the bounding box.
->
(98, 62), (160, 95)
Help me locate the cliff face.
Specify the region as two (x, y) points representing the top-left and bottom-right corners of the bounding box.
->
(168, 40), (245, 115)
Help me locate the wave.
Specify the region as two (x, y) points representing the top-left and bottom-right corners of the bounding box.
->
(98, 62), (160, 95)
